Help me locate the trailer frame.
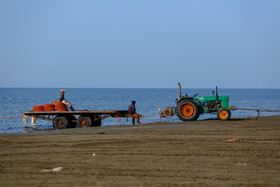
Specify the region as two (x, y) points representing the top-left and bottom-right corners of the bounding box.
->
(22, 110), (128, 129)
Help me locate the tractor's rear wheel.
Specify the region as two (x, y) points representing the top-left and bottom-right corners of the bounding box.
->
(217, 108), (231, 120)
(176, 100), (200, 121)
(77, 116), (92, 128)
(53, 116), (69, 129)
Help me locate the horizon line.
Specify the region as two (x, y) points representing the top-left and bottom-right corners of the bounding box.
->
(1, 87), (280, 89)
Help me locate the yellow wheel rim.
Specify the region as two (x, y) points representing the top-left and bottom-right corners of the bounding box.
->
(180, 103), (195, 118)
(219, 110), (229, 119)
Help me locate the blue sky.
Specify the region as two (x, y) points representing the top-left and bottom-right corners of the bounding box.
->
(0, 0), (279, 88)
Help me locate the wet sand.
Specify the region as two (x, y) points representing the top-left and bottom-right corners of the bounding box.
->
(1, 116), (280, 186)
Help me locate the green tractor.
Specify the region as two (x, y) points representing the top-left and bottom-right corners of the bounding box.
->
(161, 83), (233, 121)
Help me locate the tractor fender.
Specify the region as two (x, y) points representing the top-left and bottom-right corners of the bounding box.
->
(177, 97), (194, 103)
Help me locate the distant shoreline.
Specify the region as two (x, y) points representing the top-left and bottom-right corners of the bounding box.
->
(1, 87), (280, 89)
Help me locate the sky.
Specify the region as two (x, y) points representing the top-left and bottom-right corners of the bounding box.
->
(0, 0), (279, 88)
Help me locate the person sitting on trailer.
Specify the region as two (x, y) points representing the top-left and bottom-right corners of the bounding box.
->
(128, 100), (136, 125)
(59, 89), (75, 111)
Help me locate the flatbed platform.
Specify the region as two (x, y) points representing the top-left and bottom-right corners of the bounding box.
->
(22, 110), (128, 116)
(22, 110), (129, 129)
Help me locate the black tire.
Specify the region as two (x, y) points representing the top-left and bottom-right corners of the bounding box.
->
(176, 100), (200, 121)
(91, 115), (101, 127)
(53, 116), (69, 129)
(68, 115), (77, 128)
(217, 108), (231, 120)
(77, 116), (92, 128)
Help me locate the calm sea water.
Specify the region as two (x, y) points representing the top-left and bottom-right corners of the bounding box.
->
(0, 88), (280, 134)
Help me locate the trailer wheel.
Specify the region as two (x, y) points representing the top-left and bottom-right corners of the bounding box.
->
(77, 116), (92, 128)
(53, 116), (69, 129)
(92, 115), (101, 127)
(176, 100), (200, 121)
(217, 108), (231, 120)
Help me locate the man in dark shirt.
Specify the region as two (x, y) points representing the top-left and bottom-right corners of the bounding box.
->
(59, 90), (65, 102)
(59, 89), (74, 111)
(128, 100), (136, 125)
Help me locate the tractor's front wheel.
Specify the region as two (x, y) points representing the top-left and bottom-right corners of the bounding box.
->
(176, 100), (200, 121)
(217, 108), (231, 120)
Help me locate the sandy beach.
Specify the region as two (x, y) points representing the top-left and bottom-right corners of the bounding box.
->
(0, 115), (280, 186)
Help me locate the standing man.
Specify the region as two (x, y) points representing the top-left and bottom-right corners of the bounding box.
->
(59, 89), (75, 111)
(128, 100), (136, 125)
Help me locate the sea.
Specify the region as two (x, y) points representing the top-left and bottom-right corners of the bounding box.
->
(0, 88), (280, 134)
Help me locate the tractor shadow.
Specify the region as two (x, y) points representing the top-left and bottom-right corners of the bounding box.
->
(201, 118), (248, 121)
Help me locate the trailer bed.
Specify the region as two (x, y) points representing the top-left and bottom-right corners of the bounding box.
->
(22, 110), (129, 129)
(22, 110), (128, 116)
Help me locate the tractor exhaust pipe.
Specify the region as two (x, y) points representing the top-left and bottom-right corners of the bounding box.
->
(216, 86), (219, 102)
(178, 82), (181, 99)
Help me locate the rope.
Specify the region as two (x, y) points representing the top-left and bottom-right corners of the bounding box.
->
(236, 108), (280, 112)
(0, 117), (23, 119)
(54, 100), (68, 111)
(33, 100), (68, 112)
(235, 108), (280, 120)
(44, 104), (55, 111)
(141, 115), (160, 118)
(33, 105), (44, 111)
